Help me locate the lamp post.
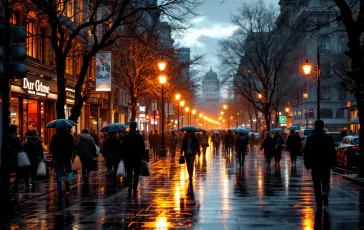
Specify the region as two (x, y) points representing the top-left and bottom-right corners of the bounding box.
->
(223, 104), (229, 129)
(180, 101), (185, 127)
(158, 59), (167, 157)
(192, 109), (196, 126)
(302, 47), (321, 120)
(199, 113), (203, 127)
(175, 93), (181, 130)
(185, 107), (190, 125)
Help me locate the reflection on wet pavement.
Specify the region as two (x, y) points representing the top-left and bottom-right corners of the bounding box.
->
(1, 147), (364, 229)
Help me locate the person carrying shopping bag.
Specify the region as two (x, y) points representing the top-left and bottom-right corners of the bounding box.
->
(76, 128), (97, 184)
(24, 129), (43, 187)
(102, 132), (122, 184)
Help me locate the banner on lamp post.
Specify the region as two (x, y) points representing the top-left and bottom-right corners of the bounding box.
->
(95, 51), (112, 91)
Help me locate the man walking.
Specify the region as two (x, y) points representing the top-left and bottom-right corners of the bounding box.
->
(304, 120), (336, 210)
(121, 121), (146, 193)
(286, 130), (301, 166)
(76, 128), (97, 184)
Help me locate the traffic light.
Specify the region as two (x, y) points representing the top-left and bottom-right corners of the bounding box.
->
(0, 25), (27, 79)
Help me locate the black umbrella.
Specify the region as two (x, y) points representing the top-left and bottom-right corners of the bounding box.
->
(180, 126), (200, 132)
(268, 128), (283, 134)
(286, 126), (300, 131)
(46, 119), (76, 128)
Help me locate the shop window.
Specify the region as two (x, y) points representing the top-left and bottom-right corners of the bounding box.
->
(10, 98), (20, 127)
(336, 109), (345, 118)
(321, 109), (333, 118)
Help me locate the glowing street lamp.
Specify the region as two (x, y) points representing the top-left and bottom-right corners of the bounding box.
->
(175, 93), (181, 130)
(180, 101), (185, 127)
(158, 71), (167, 157)
(302, 57), (320, 120)
(302, 59), (312, 75)
(158, 60), (167, 71)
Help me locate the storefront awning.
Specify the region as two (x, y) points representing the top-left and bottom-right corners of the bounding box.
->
(350, 117), (359, 124)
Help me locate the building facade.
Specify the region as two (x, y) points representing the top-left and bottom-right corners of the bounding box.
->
(201, 68), (220, 112)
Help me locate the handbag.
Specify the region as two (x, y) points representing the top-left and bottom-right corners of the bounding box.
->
(140, 161), (150, 176)
(116, 160), (125, 177)
(36, 161), (46, 177)
(90, 158), (98, 171)
(73, 156), (82, 170)
(179, 154), (185, 164)
(95, 145), (100, 155)
(18, 152), (31, 168)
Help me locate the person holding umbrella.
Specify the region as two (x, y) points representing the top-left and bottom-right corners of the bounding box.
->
(179, 127), (201, 181)
(235, 132), (249, 166)
(102, 132), (122, 183)
(260, 131), (274, 166)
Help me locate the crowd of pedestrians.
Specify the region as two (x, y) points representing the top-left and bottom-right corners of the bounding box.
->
(5, 119), (341, 211)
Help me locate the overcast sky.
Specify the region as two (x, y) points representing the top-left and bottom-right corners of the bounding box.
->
(174, 0), (278, 77)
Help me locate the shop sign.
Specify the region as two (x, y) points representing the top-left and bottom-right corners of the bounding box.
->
(23, 78), (50, 97)
(95, 51), (112, 92)
(279, 116), (286, 123)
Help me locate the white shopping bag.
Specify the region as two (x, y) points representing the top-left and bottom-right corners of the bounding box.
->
(18, 152), (31, 168)
(96, 145), (100, 155)
(116, 160), (125, 177)
(36, 161), (46, 176)
(73, 156), (82, 170)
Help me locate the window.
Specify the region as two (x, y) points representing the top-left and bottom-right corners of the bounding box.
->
(26, 18), (37, 58)
(318, 35), (330, 52)
(320, 87), (331, 101)
(321, 109), (333, 118)
(65, 57), (74, 75)
(26, 12), (44, 61)
(338, 36), (347, 52)
(58, 0), (75, 20)
(336, 109), (345, 118)
(338, 88), (347, 100)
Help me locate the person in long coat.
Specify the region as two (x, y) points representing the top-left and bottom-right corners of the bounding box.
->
(272, 133), (284, 166)
(285, 130), (302, 166)
(260, 131), (274, 166)
(24, 129), (43, 186)
(200, 131), (209, 156)
(180, 131), (201, 181)
(169, 131), (178, 158)
(235, 133), (249, 166)
(102, 132), (122, 183)
(76, 128), (97, 184)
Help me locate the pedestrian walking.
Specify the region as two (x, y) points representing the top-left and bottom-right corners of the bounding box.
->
(50, 128), (75, 194)
(224, 130), (235, 155)
(304, 120), (336, 210)
(90, 129), (100, 146)
(235, 133), (249, 166)
(285, 130), (302, 166)
(76, 128), (97, 184)
(169, 131), (178, 158)
(250, 133), (256, 152)
(180, 131), (200, 181)
(24, 129), (43, 186)
(151, 130), (161, 159)
(200, 131), (209, 156)
(102, 132), (122, 183)
(121, 121), (146, 193)
(10, 125), (26, 193)
(272, 133), (284, 166)
(260, 131), (274, 166)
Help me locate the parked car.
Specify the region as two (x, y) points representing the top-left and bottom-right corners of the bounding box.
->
(335, 135), (359, 169)
(300, 128), (328, 152)
(326, 132), (343, 143)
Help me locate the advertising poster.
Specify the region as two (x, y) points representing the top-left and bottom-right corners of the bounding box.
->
(95, 51), (111, 91)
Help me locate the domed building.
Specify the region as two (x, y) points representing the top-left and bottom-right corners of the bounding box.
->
(202, 67), (220, 105)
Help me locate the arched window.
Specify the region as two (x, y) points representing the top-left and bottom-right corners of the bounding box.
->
(338, 36), (347, 52)
(26, 12), (37, 58)
(321, 109), (333, 118)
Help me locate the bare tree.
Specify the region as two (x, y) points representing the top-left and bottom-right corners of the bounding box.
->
(18, 0), (203, 122)
(218, 0), (294, 130)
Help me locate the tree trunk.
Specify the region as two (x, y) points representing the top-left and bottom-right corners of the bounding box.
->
(356, 88), (364, 177)
(264, 108), (271, 131)
(255, 110), (259, 131)
(56, 66), (66, 119)
(130, 95), (138, 122)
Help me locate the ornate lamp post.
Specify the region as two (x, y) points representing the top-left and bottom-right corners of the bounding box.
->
(302, 58), (321, 120)
(180, 101), (185, 128)
(175, 93), (181, 130)
(185, 107), (190, 125)
(158, 60), (167, 157)
(192, 109), (196, 126)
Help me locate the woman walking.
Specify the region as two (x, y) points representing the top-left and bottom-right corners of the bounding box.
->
(180, 131), (200, 181)
(272, 133), (284, 166)
(260, 132), (274, 166)
(235, 133), (249, 166)
(76, 128), (97, 184)
(200, 131), (209, 156)
(102, 132), (122, 183)
(24, 130), (43, 186)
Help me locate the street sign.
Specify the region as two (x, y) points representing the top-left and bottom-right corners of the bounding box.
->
(279, 116), (287, 123)
(309, 109), (314, 118)
(152, 103), (157, 111)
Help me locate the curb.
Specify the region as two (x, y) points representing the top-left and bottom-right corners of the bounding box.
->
(341, 174), (364, 187)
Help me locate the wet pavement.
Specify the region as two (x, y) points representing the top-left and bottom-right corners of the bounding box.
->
(1, 147), (364, 229)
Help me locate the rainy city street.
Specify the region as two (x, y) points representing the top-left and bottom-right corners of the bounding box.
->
(1, 147), (364, 230)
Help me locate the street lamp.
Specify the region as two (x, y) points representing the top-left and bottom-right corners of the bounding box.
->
(258, 93), (263, 99)
(185, 107), (190, 125)
(285, 108), (290, 113)
(175, 93), (181, 130)
(199, 113), (203, 127)
(223, 104), (230, 129)
(180, 101), (185, 128)
(158, 59), (167, 157)
(302, 49), (321, 120)
(192, 109), (196, 126)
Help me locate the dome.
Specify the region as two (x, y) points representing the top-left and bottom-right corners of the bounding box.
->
(204, 67), (218, 80)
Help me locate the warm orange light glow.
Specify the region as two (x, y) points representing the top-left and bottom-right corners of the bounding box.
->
(285, 108), (289, 112)
(258, 93), (262, 99)
(221, 111), (224, 115)
(303, 93), (309, 99)
(192, 109), (196, 115)
(185, 107), (189, 112)
(180, 101), (185, 107)
(159, 74), (167, 84)
(223, 104), (228, 110)
(199, 113), (203, 118)
(302, 59), (312, 75)
(175, 93), (181, 101)
(158, 60), (167, 71)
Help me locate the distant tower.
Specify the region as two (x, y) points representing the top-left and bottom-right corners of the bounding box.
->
(202, 67), (220, 108)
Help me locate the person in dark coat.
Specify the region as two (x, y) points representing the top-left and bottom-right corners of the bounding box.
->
(235, 133), (249, 166)
(285, 130), (302, 166)
(90, 129), (100, 146)
(180, 131), (201, 181)
(200, 131), (209, 156)
(10, 125), (26, 193)
(169, 131), (178, 158)
(272, 133), (284, 166)
(50, 128), (75, 193)
(24, 129), (43, 186)
(121, 122), (146, 193)
(224, 130), (235, 155)
(76, 128), (97, 184)
(260, 131), (273, 166)
(304, 120), (336, 210)
(250, 133), (256, 152)
(102, 132), (122, 183)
